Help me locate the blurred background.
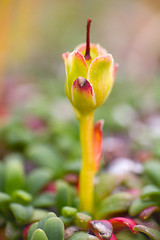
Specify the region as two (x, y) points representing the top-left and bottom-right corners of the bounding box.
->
(0, 0), (160, 157)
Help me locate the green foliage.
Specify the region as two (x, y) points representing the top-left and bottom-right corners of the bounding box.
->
(25, 168), (53, 195)
(4, 154), (25, 194)
(144, 161), (160, 187)
(68, 232), (98, 240)
(133, 225), (160, 240)
(96, 192), (134, 219)
(28, 212), (64, 240)
(0, 155), (56, 239)
(115, 230), (148, 240)
(129, 198), (156, 216)
(55, 181), (78, 214)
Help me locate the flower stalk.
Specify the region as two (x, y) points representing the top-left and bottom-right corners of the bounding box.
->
(79, 111), (95, 213)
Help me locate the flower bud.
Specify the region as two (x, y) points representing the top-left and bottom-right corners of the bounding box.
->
(62, 20), (116, 116)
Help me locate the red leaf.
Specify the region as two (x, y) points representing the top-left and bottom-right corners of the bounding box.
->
(108, 217), (138, 234)
(139, 206), (159, 220)
(110, 233), (117, 240)
(93, 120), (104, 172)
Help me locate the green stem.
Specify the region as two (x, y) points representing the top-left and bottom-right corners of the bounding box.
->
(79, 111), (95, 214)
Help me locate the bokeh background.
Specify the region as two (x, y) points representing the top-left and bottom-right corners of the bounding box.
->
(1, 0), (160, 153)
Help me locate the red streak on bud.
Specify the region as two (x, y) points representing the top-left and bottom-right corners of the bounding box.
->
(84, 18), (92, 60)
(73, 77), (93, 96)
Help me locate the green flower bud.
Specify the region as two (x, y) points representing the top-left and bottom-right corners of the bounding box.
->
(62, 42), (116, 115)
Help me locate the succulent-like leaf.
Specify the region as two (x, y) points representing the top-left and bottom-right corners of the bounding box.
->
(43, 217), (64, 240)
(139, 206), (159, 220)
(25, 168), (53, 195)
(30, 209), (49, 222)
(61, 206), (77, 218)
(68, 232), (99, 240)
(110, 234), (117, 240)
(27, 222), (39, 240)
(4, 155), (25, 195)
(12, 190), (32, 204)
(25, 144), (63, 177)
(5, 222), (21, 240)
(75, 212), (92, 230)
(115, 230), (148, 240)
(0, 192), (11, 216)
(10, 203), (33, 224)
(108, 217), (137, 233)
(31, 229), (48, 240)
(129, 198), (157, 216)
(95, 174), (123, 203)
(55, 181), (77, 214)
(37, 212), (57, 229)
(97, 192), (134, 219)
(0, 192), (11, 204)
(141, 185), (160, 200)
(144, 161), (160, 187)
(133, 225), (160, 240)
(33, 193), (56, 208)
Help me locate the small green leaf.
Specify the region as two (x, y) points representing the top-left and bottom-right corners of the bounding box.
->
(10, 203), (33, 224)
(38, 212), (57, 229)
(68, 232), (99, 240)
(31, 229), (48, 240)
(97, 192), (134, 219)
(55, 181), (77, 214)
(115, 229), (148, 240)
(28, 222), (39, 240)
(60, 216), (74, 226)
(25, 168), (53, 195)
(30, 209), (49, 222)
(133, 225), (160, 240)
(12, 190), (32, 204)
(0, 192), (11, 217)
(61, 206), (78, 217)
(5, 222), (22, 240)
(43, 217), (64, 240)
(75, 212), (92, 230)
(95, 173), (122, 202)
(25, 144), (63, 177)
(33, 193), (56, 208)
(129, 198), (157, 216)
(144, 161), (160, 187)
(0, 192), (11, 204)
(4, 154), (25, 195)
(141, 185), (160, 200)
